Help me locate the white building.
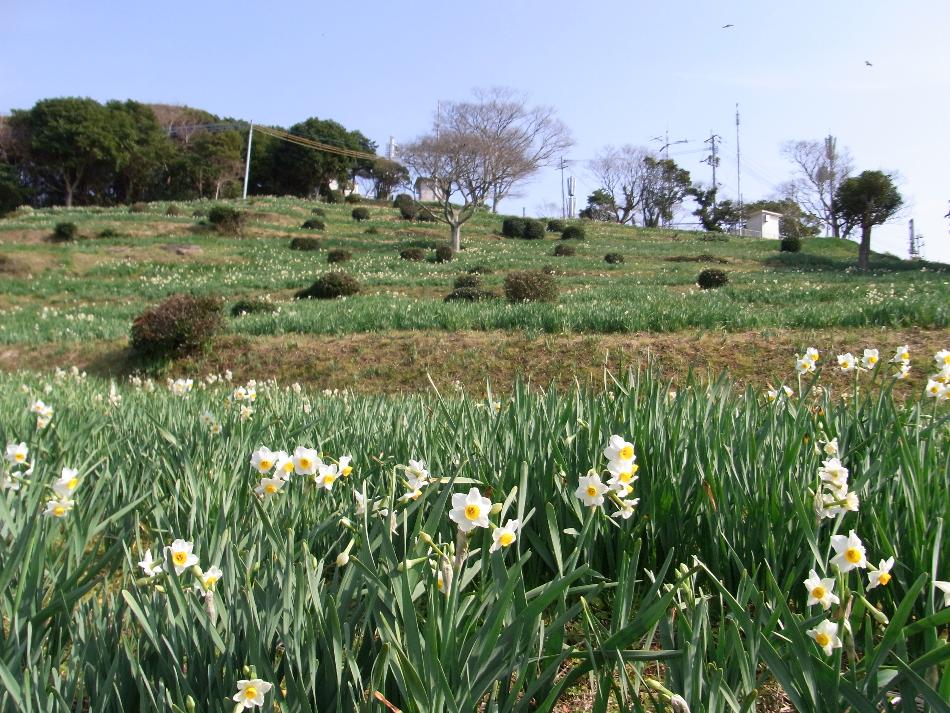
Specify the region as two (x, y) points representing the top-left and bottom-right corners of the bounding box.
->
(415, 177), (437, 202)
(744, 209), (782, 239)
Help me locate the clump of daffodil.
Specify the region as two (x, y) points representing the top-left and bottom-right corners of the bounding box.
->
(169, 378), (193, 397)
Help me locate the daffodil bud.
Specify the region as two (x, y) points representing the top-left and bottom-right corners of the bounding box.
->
(490, 502), (503, 515)
(243, 665), (251, 676)
(339, 517), (353, 529)
(336, 552), (350, 568)
(418, 532), (435, 546)
(186, 696), (196, 713)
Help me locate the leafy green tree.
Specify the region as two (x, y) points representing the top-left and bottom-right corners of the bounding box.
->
(0, 163), (29, 216)
(834, 170), (902, 269)
(271, 118), (376, 197)
(688, 186), (740, 232)
(641, 157), (691, 227)
(186, 131), (245, 199)
(106, 100), (174, 203)
(578, 189), (618, 222)
(363, 158), (409, 200)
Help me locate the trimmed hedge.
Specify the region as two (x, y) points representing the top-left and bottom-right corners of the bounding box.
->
(434, 245), (454, 262)
(553, 244), (575, 257)
(50, 222), (78, 243)
(504, 271), (557, 303)
(697, 268), (729, 289)
(780, 236), (802, 253)
(301, 219), (325, 230)
(131, 294), (222, 358)
(604, 253), (624, 264)
(560, 225), (586, 241)
(400, 248), (426, 261)
(295, 272), (361, 299)
(444, 287), (497, 303)
(289, 237), (321, 251)
(351, 207), (370, 222)
(231, 299), (277, 317)
(327, 249), (352, 264)
(208, 206), (245, 235)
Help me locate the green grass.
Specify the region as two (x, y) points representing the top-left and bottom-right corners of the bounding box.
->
(1, 198), (946, 346)
(1, 363), (948, 711)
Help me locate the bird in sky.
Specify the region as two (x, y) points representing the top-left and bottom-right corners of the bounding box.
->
(865, 60), (873, 67)
(722, 24), (734, 28)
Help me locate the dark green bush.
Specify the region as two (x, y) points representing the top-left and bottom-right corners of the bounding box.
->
(130, 202), (149, 213)
(344, 194), (362, 204)
(541, 265), (558, 275)
(780, 236), (802, 253)
(365, 226), (380, 235)
(351, 207), (370, 222)
(311, 207), (326, 217)
(393, 193), (414, 209)
(504, 270), (557, 303)
(467, 264), (493, 275)
(553, 244), (575, 257)
(98, 228), (120, 239)
(327, 249), (352, 263)
(561, 225), (586, 241)
(208, 206), (246, 235)
(400, 247), (426, 261)
(301, 219), (325, 230)
(289, 237), (321, 251)
(604, 253), (624, 264)
(697, 268), (729, 290)
(502, 217), (527, 238)
(192, 209), (206, 218)
(166, 205), (182, 216)
(398, 203), (419, 220)
(522, 219), (545, 240)
(454, 273), (481, 289)
(231, 299), (277, 317)
(415, 210), (437, 223)
(324, 189), (342, 204)
(546, 219), (565, 233)
(50, 222), (78, 243)
(444, 287), (496, 303)
(131, 294), (222, 358)
(434, 245), (454, 263)
(295, 272), (360, 299)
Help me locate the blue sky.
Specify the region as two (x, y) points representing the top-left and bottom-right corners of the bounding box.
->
(3, 0), (948, 262)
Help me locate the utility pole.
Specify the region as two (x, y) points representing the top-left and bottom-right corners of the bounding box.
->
(388, 136), (397, 160)
(242, 122), (254, 201)
(559, 157), (567, 218)
(652, 132), (689, 228)
(735, 104), (742, 217)
(703, 131), (721, 193)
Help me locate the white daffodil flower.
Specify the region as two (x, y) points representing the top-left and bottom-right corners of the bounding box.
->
(818, 458), (849, 489)
(52, 467), (80, 498)
(232, 679), (273, 709)
(315, 463), (339, 490)
(138, 550), (163, 577)
(254, 477), (285, 499)
(935, 581), (950, 608)
(490, 519), (520, 552)
(611, 498), (640, 519)
(406, 459), (430, 482)
(925, 379), (944, 398)
(837, 353), (856, 371)
(272, 452), (295, 479)
(891, 345), (910, 364)
(796, 357), (816, 375)
(805, 347), (820, 363)
(830, 530), (867, 572)
(43, 497), (74, 518)
(822, 438), (839, 457)
(291, 446), (320, 476)
(603, 435), (635, 464)
(861, 348), (879, 370)
(807, 619), (842, 656)
(867, 557), (895, 590)
(575, 472), (609, 507)
(196, 565), (223, 593)
(5, 442), (28, 466)
(338, 455), (353, 477)
(166, 539), (199, 575)
(249, 446), (276, 474)
(934, 349), (950, 368)
(803, 569), (840, 610)
(448, 487), (492, 532)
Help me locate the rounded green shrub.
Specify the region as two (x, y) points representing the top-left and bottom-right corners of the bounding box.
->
(311, 207), (326, 217)
(98, 228), (120, 239)
(444, 287), (496, 303)
(541, 265), (558, 275)
(522, 220), (545, 240)
(131, 294), (222, 358)
(351, 207), (370, 222)
(344, 194), (362, 204)
(467, 264), (493, 275)
(165, 205), (182, 217)
(604, 253), (624, 264)
(323, 189), (342, 204)
(208, 206), (246, 235)
(231, 298), (277, 317)
(780, 236), (802, 253)
(502, 217), (527, 238)
(130, 202), (149, 213)
(289, 237), (321, 251)
(504, 270), (557, 303)
(365, 226), (380, 235)
(327, 249), (352, 264)
(393, 193), (414, 209)
(546, 219), (565, 233)
(553, 244), (575, 257)
(434, 245), (454, 263)
(697, 268), (729, 290)
(295, 272), (360, 299)
(301, 219), (325, 230)
(561, 225), (586, 241)
(398, 203), (418, 220)
(454, 273), (482, 289)
(400, 247), (426, 261)
(50, 222), (78, 243)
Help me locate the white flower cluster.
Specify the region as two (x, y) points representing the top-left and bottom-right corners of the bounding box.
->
(138, 538), (222, 596)
(30, 399), (54, 429)
(575, 435), (640, 520)
(925, 349), (950, 400)
(813, 440), (859, 520)
(249, 445), (353, 498)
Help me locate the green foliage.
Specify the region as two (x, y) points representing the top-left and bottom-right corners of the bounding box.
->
(697, 268), (729, 289)
(579, 188), (618, 221)
(207, 205), (246, 235)
(130, 293), (222, 357)
(365, 226), (380, 235)
(50, 221), (78, 243)
(311, 207), (326, 217)
(835, 170), (903, 269)
(129, 201), (149, 213)
(324, 189), (343, 204)
(0, 164), (30, 217)
(365, 158), (409, 200)
(289, 237), (321, 251)
(230, 298), (277, 317)
(301, 219), (325, 231)
(398, 202), (419, 220)
(443, 286), (496, 302)
(781, 236), (803, 253)
(97, 227), (120, 239)
(351, 206), (370, 222)
(501, 217), (526, 238)
(688, 186), (741, 233)
(553, 244), (575, 257)
(641, 156), (692, 227)
(467, 264), (493, 275)
(393, 193), (414, 210)
(295, 271), (361, 299)
(546, 219), (565, 233)
(327, 249), (352, 264)
(453, 273), (482, 289)
(433, 245), (454, 262)
(504, 270), (557, 302)
(560, 225), (586, 240)
(522, 219), (545, 240)
(165, 204), (182, 216)
(400, 247), (426, 261)
(604, 252), (624, 264)
(344, 193), (362, 204)
(744, 198), (821, 239)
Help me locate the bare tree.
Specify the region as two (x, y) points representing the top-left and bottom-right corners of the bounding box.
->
(781, 136), (854, 237)
(587, 145), (650, 224)
(443, 88), (573, 212)
(401, 130), (493, 252)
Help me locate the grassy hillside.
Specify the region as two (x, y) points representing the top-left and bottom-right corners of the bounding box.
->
(0, 197), (947, 387)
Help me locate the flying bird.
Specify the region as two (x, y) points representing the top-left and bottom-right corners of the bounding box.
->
(722, 24), (734, 28)
(865, 60), (873, 67)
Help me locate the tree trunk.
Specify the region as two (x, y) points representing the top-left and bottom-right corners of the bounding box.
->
(450, 223), (461, 252)
(64, 184), (73, 208)
(857, 222), (872, 270)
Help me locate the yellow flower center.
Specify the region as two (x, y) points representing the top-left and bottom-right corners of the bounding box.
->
(282, 462), (293, 474)
(814, 632), (830, 647)
(259, 459), (272, 471)
(342, 466), (352, 476)
(67, 478), (78, 490)
(901, 351), (909, 361)
(868, 356), (877, 364)
(498, 531), (515, 547)
(878, 572), (891, 586)
(811, 354), (819, 362)
(464, 504), (481, 520)
(300, 457), (311, 469)
(14, 453), (25, 463)
(264, 483), (278, 494)
(204, 575), (218, 587)
(436, 575), (444, 591)
(845, 547), (862, 564)
(619, 445), (634, 460)
(173, 552), (187, 566)
(53, 505), (66, 517)
(586, 486), (598, 498)
(322, 475), (335, 486)
(944, 355), (950, 365)
(244, 686), (257, 699)
(811, 586), (826, 599)
(619, 471), (633, 483)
